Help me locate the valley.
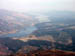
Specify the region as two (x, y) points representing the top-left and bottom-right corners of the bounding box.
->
(0, 10), (75, 56)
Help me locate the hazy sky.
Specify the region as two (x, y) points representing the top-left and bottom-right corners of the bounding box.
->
(0, 0), (75, 12)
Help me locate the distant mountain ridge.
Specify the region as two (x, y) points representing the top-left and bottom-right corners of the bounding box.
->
(0, 9), (75, 37)
(0, 9), (38, 37)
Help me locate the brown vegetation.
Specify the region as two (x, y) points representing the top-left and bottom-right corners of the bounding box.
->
(10, 50), (75, 56)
